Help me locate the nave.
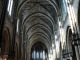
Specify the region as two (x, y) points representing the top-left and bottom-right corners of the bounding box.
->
(0, 0), (80, 60)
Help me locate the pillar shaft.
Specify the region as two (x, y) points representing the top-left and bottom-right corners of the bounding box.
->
(75, 46), (80, 60)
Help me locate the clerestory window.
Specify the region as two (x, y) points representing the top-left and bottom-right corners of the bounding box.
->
(7, 0), (13, 16)
(62, 0), (67, 13)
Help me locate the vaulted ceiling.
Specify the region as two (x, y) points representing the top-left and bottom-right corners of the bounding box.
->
(18, 0), (59, 46)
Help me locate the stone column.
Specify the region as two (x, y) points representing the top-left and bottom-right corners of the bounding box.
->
(0, 48), (1, 60)
(27, 42), (30, 60)
(21, 31), (23, 60)
(69, 56), (72, 60)
(75, 46), (80, 60)
(78, 45), (80, 57)
(71, 33), (80, 60)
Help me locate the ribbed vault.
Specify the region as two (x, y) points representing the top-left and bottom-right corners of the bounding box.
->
(18, 0), (59, 47)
